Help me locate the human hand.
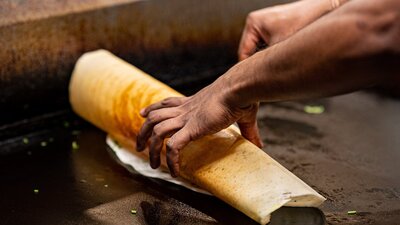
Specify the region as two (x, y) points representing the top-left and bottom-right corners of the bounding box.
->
(238, 0), (332, 60)
(136, 79), (262, 177)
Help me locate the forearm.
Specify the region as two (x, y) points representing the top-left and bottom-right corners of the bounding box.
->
(224, 0), (399, 106)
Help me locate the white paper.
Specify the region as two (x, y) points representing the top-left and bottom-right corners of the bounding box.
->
(106, 135), (211, 195)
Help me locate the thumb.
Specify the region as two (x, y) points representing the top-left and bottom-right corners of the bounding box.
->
(238, 24), (262, 61)
(237, 103), (263, 148)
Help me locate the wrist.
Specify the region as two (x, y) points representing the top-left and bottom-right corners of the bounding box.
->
(218, 59), (262, 109)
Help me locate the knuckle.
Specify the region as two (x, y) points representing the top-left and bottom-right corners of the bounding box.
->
(166, 141), (176, 152)
(166, 141), (173, 150)
(147, 111), (158, 123)
(246, 12), (257, 23)
(161, 97), (173, 105)
(152, 124), (164, 137)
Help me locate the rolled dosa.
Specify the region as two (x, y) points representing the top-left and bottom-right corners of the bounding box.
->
(69, 50), (325, 224)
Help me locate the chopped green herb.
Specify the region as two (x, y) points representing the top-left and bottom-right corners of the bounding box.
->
(130, 209), (137, 215)
(347, 210), (357, 215)
(72, 130), (81, 135)
(22, 138), (29, 144)
(63, 121), (70, 128)
(40, 141), (47, 147)
(72, 141), (79, 151)
(33, 189), (39, 194)
(304, 105), (325, 114)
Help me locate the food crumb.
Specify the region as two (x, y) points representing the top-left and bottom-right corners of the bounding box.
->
(40, 141), (47, 147)
(130, 209), (137, 215)
(33, 189), (39, 194)
(104, 184), (109, 188)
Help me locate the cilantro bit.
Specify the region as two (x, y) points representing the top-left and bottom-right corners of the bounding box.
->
(22, 138), (29, 144)
(304, 105), (325, 114)
(72, 141), (79, 151)
(347, 210), (357, 215)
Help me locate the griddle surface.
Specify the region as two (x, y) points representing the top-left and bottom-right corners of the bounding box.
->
(0, 119), (324, 225)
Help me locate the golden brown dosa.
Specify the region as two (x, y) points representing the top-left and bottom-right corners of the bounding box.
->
(69, 50), (325, 224)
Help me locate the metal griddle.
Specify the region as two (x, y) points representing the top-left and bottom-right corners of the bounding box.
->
(0, 111), (325, 225)
(1, 0), (399, 224)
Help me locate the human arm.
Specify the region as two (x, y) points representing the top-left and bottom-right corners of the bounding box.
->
(238, 0), (350, 60)
(231, 0), (399, 105)
(137, 0), (400, 176)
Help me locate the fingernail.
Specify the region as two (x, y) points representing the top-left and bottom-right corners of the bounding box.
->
(171, 168), (180, 177)
(150, 157), (158, 169)
(140, 108), (146, 116)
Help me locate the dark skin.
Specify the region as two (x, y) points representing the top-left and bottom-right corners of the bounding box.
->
(137, 0), (400, 177)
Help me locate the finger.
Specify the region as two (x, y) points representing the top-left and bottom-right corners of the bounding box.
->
(166, 127), (195, 177)
(237, 103), (263, 148)
(238, 25), (260, 61)
(148, 118), (184, 169)
(140, 97), (187, 117)
(238, 120), (263, 148)
(136, 108), (180, 151)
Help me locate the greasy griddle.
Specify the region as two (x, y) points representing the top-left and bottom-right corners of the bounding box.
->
(0, 111), (324, 225)
(1, 0), (399, 224)
(1, 88), (400, 224)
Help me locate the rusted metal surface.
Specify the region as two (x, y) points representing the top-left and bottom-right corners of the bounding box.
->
(0, 0), (292, 125)
(0, 0), (137, 27)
